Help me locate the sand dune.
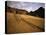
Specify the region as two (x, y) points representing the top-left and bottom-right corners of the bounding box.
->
(7, 12), (44, 33)
(17, 14), (44, 29)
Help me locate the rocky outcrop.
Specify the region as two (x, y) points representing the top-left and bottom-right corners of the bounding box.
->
(29, 7), (45, 18)
(6, 6), (28, 15)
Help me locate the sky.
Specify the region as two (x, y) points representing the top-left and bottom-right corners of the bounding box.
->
(7, 1), (45, 12)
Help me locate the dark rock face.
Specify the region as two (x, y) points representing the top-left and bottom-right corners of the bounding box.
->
(29, 7), (45, 18)
(16, 9), (28, 15)
(6, 6), (16, 13)
(6, 6), (28, 15)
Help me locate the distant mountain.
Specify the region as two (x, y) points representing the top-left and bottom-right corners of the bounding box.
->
(6, 6), (28, 15)
(6, 6), (45, 18)
(6, 6), (16, 13)
(29, 7), (45, 18)
(16, 8), (28, 15)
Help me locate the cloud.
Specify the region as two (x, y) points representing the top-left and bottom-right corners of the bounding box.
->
(7, 1), (45, 12)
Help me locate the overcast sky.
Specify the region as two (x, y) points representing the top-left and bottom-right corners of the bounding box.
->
(7, 1), (45, 12)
